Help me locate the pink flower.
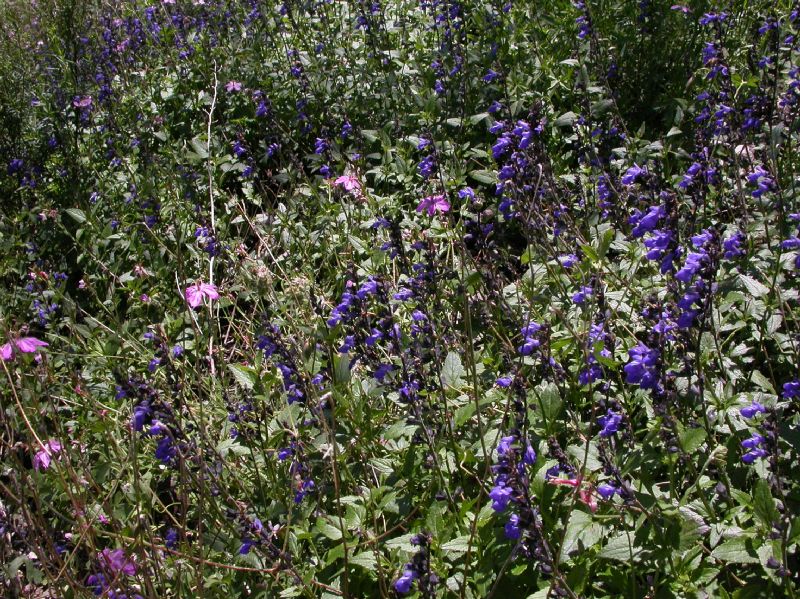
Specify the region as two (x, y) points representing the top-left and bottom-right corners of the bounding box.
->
(1, 336), (48, 361)
(548, 476), (598, 512)
(225, 80), (242, 92)
(333, 175), (361, 194)
(33, 439), (62, 471)
(99, 548), (137, 576)
(416, 194), (450, 216)
(185, 282), (219, 308)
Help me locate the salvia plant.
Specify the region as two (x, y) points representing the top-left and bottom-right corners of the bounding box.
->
(1, 0), (800, 596)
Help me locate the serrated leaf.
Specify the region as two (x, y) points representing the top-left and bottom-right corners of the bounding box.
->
(711, 537), (760, 564)
(349, 552), (377, 569)
(599, 532), (642, 562)
(440, 535), (471, 555)
(753, 479), (780, 529)
(560, 511), (604, 563)
(228, 364), (257, 390)
(739, 274), (769, 298)
(678, 426), (706, 454)
(532, 383), (561, 426)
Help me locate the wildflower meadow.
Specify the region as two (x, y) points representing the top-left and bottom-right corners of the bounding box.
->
(1, 0), (800, 597)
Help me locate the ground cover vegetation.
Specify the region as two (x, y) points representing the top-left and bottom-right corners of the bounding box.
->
(1, 0), (800, 596)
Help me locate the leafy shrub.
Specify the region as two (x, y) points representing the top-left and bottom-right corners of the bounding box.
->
(1, 1), (799, 597)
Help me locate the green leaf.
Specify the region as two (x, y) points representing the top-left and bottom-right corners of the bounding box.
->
(532, 383), (561, 426)
(753, 479), (780, 529)
(711, 537), (760, 564)
(190, 137), (209, 159)
(554, 111), (577, 127)
(599, 532), (642, 562)
(441, 351), (466, 389)
(440, 535), (471, 556)
(65, 208), (87, 223)
(678, 426), (707, 454)
(228, 364), (257, 390)
(349, 552), (377, 570)
(469, 170), (496, 184)
(559, 511), (604, 563)
(580, 244), (599, 263)
(315, 518), (343, 541)
(739, 274), (769, 298)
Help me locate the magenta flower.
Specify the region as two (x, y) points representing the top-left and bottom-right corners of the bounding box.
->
(99, 548), (137, 576)
(225, 80), (243, 92)
(184, 282), (219, 308)
(416, 194), (450, 216)
(1, 336), (48, 361)
(33, 439), (62, 471)
(333, 175), (361, 194)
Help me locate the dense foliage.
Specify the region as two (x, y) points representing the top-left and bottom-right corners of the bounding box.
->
(2, 0), (800, 597)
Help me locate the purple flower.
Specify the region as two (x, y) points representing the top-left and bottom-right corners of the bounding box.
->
(621, 163), (647, 185)
(783, 380), (800, 399)
(492, 136), (513, 160)
(393, 287), (414, 301)
(559, 253), (580, 268)
(483, 69), (500, 83)
(572, 285), (593, 304)
(496, 376), (512, 388)
(740, 402), (766, 419)
(597, 483), (617, 500)
(742, 448), (769, 464)
(504, 513), (521, 539)
(73, 95), (93, 109)
(630, 205), (665, 237)
(723, 232), (745, 259)
(624, 343), (660, 390)
(99, 548), (136, 576)
(374, 363), (394, 381)
(489, 483), (513, 512)
(394, 568), (418, 594)
(675, 251), (706, 283)
(597, 410), (622, 437)
(458, 187), (475, 201)
(165, 528), (178, 549)
(741, 433), (768, 464)
(418, 154), (436, 179)
(225, 80), (243, 92)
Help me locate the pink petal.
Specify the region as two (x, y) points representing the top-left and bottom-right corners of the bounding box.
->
(548, 477), (580, 487)
(199, 283), (219, 300)
(33, 449), (51, 471)
(15, 337), (48, 353)
(0, 343), (12, 361)
(185, 286), (201, 308)
(434, 198), (450, 213)
(48, 439), (62, 453)
(579, 489), (598, 513)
